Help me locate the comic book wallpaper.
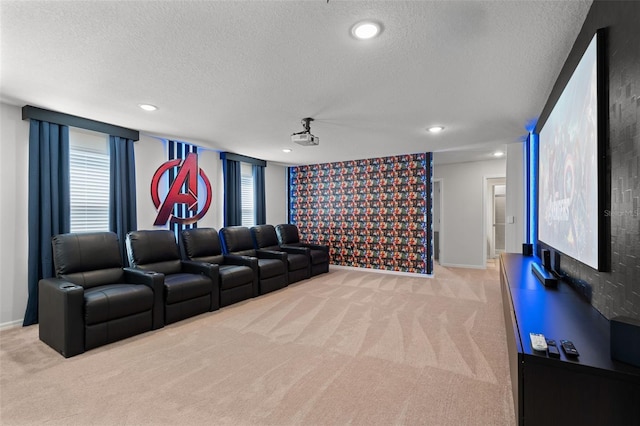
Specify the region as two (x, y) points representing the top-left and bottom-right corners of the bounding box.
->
(289, 153), (433, 275)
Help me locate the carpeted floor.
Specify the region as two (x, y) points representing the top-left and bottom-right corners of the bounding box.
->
(0, 263), (514, 425)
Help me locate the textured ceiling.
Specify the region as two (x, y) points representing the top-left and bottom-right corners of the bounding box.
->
(0, 0), (592, 165)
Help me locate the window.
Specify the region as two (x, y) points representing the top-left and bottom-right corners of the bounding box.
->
(69, 128), (110, 232)
(241, 162), (255, 227)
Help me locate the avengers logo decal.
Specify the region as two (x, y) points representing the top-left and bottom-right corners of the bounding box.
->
(151, 153), (212, 226)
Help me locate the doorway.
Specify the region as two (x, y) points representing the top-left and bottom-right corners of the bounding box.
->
(486, 178), (506, 259)
(433, 179), (442, 263)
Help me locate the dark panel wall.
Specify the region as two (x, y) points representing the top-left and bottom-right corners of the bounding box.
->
(537, 0), (640, 320)
(289, 153), (433, 274)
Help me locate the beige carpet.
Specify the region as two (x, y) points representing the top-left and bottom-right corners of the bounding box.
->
(0, 263), (514, 425)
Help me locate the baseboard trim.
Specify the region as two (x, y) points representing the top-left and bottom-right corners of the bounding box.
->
(438, 262), (486, 270)
(330, 264), (433, 278)
(0, 319), (24, 331)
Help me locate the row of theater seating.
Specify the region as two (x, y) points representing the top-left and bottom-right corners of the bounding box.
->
(38, 224), (329, 357)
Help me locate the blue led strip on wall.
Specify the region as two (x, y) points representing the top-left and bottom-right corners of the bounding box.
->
(524, 133), (533, 244)
(529, 132), (539, 251)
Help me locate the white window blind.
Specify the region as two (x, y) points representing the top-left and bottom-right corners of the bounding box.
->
(241, 162), (255, 227)
(69, 129), (110, 233)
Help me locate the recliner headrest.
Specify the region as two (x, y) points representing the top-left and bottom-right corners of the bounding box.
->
(250, 225), (279, 249)
(52, 232), (125, 288)
(52, 232), (123, 275)
(126, 230), (180, 267)
(275, 224), (301, 245)
(219, 226), (254, 253)
(181, 228), (222, 259)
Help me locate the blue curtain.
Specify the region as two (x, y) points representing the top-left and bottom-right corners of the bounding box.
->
(109, 136), (137, 261)
(222, 158), (241, 226)
(24, 120), (70, 326)
(253, 164), (266, 225)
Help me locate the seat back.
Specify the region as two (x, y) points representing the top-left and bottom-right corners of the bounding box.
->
(219, 226), (256, 257)
(181, 228), (225, 265)
(126, 230), (182, 275)
(52, 232), (124, 289)
(275, 224), (301, 245)
(250, 225), (280, 251)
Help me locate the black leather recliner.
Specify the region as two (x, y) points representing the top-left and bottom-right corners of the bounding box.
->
(38, 232), (163, 358)
(126, 230), (219, 325)
(181, 228), (257, 307)
(250, 225), (310, 284)
(219, 226), (288, 295)
(275, 224), (330, 276)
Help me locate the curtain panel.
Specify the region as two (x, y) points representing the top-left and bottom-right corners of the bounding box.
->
(24, 120), (70, 326)
(253, 164), (266, 225)
(109, 136), (137, 261)
(221, 156), (242, 226)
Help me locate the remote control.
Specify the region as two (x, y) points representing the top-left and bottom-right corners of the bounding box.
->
(546, 339), (560, 358)
(530, 333), (548, 351)
(560, 340), (579, 357)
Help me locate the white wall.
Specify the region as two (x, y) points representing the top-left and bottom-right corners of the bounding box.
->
(135, 135), (170, 230)
(505, 142), (525, 253)
(198, 149), (225, 229)
(434, 158), (506, 268)
(0, 103), (29, 327)
(265, 162), (287, 225)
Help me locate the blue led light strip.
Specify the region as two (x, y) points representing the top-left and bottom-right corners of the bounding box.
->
(529, 132), (538, 248)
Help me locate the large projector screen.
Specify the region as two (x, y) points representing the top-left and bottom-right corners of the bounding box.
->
(538, 33), (600, 270)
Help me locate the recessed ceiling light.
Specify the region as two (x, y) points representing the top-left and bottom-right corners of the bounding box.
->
(427, 126), (445, 133)
(493, 151), (505, 157)
(352, 21), (381, 40)
(282, 148), (292, 153)
(138, 104), (158, 111)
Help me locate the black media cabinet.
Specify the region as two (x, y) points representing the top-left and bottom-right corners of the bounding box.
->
(499, 253), (640, 425)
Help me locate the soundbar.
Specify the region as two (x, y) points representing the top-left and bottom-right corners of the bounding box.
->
(531, 261), (558, 288)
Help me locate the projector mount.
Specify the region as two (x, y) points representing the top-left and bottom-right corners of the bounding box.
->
(292, 117), (314, 136)
(291, 117), (319, 146)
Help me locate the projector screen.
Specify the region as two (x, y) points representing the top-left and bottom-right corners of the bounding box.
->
(538, 33), (600, 270)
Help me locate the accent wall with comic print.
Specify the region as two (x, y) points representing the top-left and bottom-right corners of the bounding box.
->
(289, 152), (433, 275)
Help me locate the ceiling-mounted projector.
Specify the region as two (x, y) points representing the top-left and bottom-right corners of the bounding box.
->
(291, 132), (319, 146)
(291, 117), (319, 146)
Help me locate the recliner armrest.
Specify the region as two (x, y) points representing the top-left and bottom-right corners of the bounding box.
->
(223, 254), (258, 270)
(181, 260), (220, 311)
(38, 278), (85, 358)
(279, 245), (310, 256)
(256, 249), (288, 262)
(181, 260), (219, 277)
(302, 243), (329, 253)
(124, 268), (165, 330)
